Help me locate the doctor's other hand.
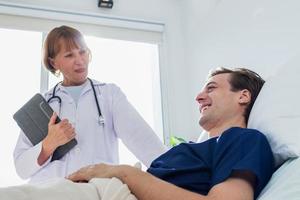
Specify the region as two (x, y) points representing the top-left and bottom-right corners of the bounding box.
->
(43, 112), (76, 153)
(67, 163), (123, 182)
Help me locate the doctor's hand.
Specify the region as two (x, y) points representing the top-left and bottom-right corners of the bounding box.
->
(45, 112), (76, 150)
(67, 163), (125, 182)
(38, 112), (76, 165)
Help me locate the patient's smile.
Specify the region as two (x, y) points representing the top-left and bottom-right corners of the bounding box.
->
(200, 104), (211, 113)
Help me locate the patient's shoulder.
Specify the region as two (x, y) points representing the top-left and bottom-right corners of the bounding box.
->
(219, 127), (268, 144)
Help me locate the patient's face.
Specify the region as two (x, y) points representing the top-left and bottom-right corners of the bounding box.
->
(195, 73), (242, 131)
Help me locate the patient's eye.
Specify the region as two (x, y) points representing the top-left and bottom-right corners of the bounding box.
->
(205, 81), (217, 93)
(207, 85), (216, 93)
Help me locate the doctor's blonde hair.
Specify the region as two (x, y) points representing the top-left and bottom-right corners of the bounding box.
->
(43, 25), (91, 75)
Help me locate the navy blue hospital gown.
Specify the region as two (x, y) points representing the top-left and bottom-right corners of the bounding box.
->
(147, 127), (274, 199)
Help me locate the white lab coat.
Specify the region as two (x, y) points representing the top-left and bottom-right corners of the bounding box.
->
(13, 79), (167, 183)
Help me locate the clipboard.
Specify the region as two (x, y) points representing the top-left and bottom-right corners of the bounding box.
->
(13, 93), (77, 161)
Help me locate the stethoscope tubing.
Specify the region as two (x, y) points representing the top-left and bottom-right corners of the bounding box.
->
(47, 78), (104, 125)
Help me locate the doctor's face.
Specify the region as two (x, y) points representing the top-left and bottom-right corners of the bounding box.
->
(51, 40), (89, 86)
(195, 73), (242, 131)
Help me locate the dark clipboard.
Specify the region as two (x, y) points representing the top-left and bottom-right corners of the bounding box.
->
(13, 93), (77, 161)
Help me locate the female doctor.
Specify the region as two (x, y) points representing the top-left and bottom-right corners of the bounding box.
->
(13, 25), (167, 183)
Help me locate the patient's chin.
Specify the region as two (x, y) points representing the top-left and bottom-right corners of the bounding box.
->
(199, 118), (208, 129)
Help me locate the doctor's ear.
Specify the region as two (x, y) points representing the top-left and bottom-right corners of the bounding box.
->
(48, 57), (57, 70)
(238, 89), (251, 105)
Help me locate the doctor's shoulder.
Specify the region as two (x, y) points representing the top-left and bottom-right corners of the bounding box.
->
(93, 80), (125, 98)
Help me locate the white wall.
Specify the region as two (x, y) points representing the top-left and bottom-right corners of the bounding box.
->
(184, 0), (300, 141)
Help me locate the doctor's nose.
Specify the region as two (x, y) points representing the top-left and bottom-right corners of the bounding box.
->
(75, 55), (84, 64)
(74, 52), (86, 65)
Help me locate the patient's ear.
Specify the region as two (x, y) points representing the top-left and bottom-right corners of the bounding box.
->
(238, 89), (251, 105)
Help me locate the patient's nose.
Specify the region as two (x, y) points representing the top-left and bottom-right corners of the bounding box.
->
(195, 90), (206, 103)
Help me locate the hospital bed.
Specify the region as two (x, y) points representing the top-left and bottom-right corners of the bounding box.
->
(258, 157), (300, 199)
(0, 158), (299, 200)
(0, 176), (137, 200)
(249, 57), (300, 199)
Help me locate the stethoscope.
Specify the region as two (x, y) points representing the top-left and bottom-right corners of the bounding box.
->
(47, 78), (105, 125)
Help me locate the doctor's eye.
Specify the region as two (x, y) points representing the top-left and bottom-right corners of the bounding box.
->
(64, 53), (73, 58)
(79, 49), (87, 55)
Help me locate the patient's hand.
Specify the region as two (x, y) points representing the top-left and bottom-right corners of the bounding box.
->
(67, 163), (125, 182)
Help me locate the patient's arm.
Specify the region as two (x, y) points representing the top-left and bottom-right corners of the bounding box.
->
(68, 164), (254, 200)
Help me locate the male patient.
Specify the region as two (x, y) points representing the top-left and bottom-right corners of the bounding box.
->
(68, 67), (275, 200)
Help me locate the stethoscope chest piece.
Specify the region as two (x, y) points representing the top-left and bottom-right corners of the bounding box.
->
(98, 115), (105, 125)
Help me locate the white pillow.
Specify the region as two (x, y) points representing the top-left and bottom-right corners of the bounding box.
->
(248, 58), (300, 167)
(257, 158), (300, 200)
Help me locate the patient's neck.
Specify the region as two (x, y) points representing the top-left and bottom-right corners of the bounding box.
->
(205, 118), (246, 138)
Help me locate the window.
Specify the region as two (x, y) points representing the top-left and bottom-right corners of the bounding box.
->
(0, 28), (42, 186)
(0, 28), (162, 186)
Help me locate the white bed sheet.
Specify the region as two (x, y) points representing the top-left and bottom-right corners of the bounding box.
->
(0, 177), (137, 200)
(258, 157), (300, 200)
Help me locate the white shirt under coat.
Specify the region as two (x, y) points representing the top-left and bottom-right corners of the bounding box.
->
(13, 79), (167, 183)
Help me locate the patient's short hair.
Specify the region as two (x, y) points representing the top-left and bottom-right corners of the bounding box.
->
(208, 67), (265, 124)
